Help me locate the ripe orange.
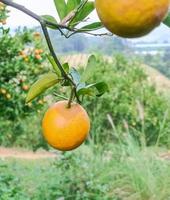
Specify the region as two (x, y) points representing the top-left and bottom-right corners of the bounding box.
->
(22, 85), (29, 91)
(42, 101), (90, 151)
(33, 32), (41, 38)
(95, 0), (169, 38)
(34, 49), (40, 54)
(2, 20), (6, 25)
(35, 54), (42, 60)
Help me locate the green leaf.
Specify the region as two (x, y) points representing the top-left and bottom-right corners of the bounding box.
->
(63, 62), (69, 73)
(53, 0), (67, 20)
(47, 54), (61, 76)
(79, 22), (103, 32)
(81, 55), (97, 82)
(26, 72), (60, 103)
(69, 1), (95, 27)
(77, 82), (109, 97)
(92, 82), (109, 97)
(163, 11), (170, 28)
(47, 55), (69, 76)
(41, 15), (58, 29)
(67, 0), (81, 14)
(70, 68), (81, 86)
(77, 82), (86, 91)
(77, 87), (93, 96)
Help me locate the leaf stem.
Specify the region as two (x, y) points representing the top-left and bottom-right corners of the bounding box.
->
(53, 93), (69, 100)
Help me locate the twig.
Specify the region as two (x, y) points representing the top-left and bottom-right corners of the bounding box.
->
(53, 93), (69, 100)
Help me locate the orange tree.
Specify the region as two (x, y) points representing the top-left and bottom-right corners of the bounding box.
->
(0, 28), (47, 120)
(1, 0), (170, 150)
(0, 6), (49, 147)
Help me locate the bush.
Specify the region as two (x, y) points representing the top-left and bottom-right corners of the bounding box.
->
(0, 16), (49, 148)
(81, 54), (170, 147)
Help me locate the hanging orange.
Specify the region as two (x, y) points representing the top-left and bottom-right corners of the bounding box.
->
(42, 101), (90, 151)
(95, 0), (169, 38)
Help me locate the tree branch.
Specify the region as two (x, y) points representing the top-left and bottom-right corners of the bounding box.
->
(0, 0), (81, 104)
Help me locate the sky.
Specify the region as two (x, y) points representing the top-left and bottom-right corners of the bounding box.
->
(7, 0), (97, 27)
(6, 0), (170, 42)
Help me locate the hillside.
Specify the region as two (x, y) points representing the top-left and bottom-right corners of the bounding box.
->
(60, 54), (170, 92)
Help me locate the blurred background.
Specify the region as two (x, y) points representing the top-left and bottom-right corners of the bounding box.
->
(0, 1), (170, 199)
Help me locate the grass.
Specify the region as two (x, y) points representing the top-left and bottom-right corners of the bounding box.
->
(0, 137), (170, 200)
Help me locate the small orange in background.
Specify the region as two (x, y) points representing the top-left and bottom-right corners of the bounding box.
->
(35, 54), (42, 60)
(22, 85), (29, 91)
(38, 49), (43, 54)
(42, 101), (90, 151)
(24, 57), (29, 62)
(33, 32), (41, 38)
(2, 20), (6, 25)
(34, 49), (40, 55)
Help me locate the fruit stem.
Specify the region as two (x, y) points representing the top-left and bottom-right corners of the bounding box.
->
(67, 87), (75, 108)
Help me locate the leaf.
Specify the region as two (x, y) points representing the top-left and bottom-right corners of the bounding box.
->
(81, 55), (97, 82)
(47, 55), (69, 76)
(93, 82), (109, 97)
(76, 82), (86, 91)
(47, 54), (61, 76)
(41, 15), (58, 29)
(69, 1), (95, 27)
(79, 22), (103, 32)
(77, 87), (93, 96)
(63, 62), (69, 73)
(77, 82), (108, 97)
(163, 11), (170, 28)
(69, 68), (81, 86)
(67, 0), (81, 14)
(26, 72), (60, 103)
(53, 0), (67, 20)
(77, 82), (109, 97)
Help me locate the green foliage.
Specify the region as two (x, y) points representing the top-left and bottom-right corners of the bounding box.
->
(142, 51), (170, 79)
(0, 2), (9, 24)
(80, 54), (170, 147)
(28, 55), (108, 104)
(0, 27), (47, 120)
(0, 24), (49, 148)
(0, 162), (27, 199)
(45, 0), (102, 34)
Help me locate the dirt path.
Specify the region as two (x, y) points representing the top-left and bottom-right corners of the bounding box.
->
(0, 147), (57, 160)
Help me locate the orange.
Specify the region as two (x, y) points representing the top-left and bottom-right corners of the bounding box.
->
(22, 85), (29, 91)
(34, 49), (40, 55)
(42, 101), (90, 151)
(35, 54), (42, 60)
(95, 0), (169, 38)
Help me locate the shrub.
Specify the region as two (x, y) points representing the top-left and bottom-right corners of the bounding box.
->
(0, 16), (49, 148)
(82, 54), (170, 147)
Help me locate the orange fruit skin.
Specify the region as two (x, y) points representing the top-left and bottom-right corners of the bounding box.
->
(95, 0), (169, 38)
(42, 101), (90, 151)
